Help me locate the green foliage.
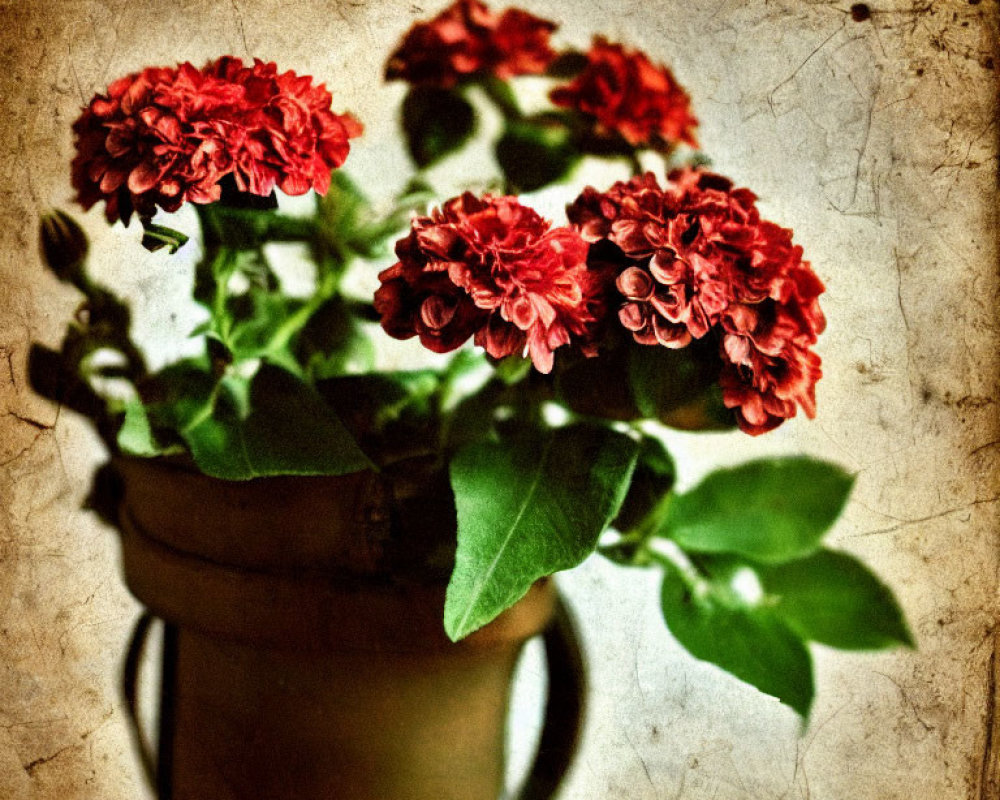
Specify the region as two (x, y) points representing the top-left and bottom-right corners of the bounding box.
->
(178, 364), (372, 479)
(33, 63), (913, 726)
(318, 369), (441, 436)
(660, 458), (854, 564)
(118, 362), (372, 480)
(659, 551), (815, 716)
(656, 543), (913, 717)
(402, 87), (476, 168)
(315, 171), (411, 263)
(118, 398), (171, 458)
(612, 435), (676, 534)
(140, 221), (189, 254)
(496, 114), (581, 192)
(445, 423), (639, 640)
(757, 549), (914, 650)
(294, 296), (375, 379)
(627, 337), (724, 421)
(644, 458), (910, 716)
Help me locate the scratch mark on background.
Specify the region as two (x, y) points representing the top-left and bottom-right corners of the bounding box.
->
(23, 741), (81, 776)
(231, 0), (250, 57)
(767, 21), (845, 114)
(850, 496), (1000, 538)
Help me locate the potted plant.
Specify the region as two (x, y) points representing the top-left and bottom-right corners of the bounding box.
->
(31, 1), (912, 798)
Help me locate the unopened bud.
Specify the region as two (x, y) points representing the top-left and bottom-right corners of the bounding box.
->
(39, 209), (89, 283)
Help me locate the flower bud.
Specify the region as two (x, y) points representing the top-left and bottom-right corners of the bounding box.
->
(39, 209), (89, 284)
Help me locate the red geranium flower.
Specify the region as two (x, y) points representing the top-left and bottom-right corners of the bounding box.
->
(385, 0), (557, 88)
(375, 193), (603, 373)
(567, 168), (825, 434)
(71, 57), (362, 224)
(550, 37), (698, 150)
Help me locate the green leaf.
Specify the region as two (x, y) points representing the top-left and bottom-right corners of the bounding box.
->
(402, 87), (476, 168)
(118, 399), (170, 457)
(495, 115), (581, 192)
(627, 336), (722, 421)
(314, 170), (395, 264)
(612, 435), (676, 533)
(493, 354), (531, 386)
(316, 370), (442, 458)
(441, 378), (506, 451)
(177, 363), (372, 480)
(661, 458), (854, 564)
(445, 423), (639, 640)
(228, 290), (302, 360)
(197, 204), (313, 250)
(545, 50), (589, 79)
(758, 549), (914, 650)
(140, 221), (189, 254)
(478, 75), (522, 120)
(659, 553), (814, 716)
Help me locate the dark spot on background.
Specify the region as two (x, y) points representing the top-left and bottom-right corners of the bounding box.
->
(850, 3), (872, 22)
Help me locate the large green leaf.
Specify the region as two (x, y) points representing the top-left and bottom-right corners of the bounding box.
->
(445, 424), (640, 640)
(176, 363), (372, 480)
(402, 87), (476, 168)
(495, 114), (581, 192)
(660, 457), (854, 564)
(758, 549), (914, 650)
(659, 553), (814, 716)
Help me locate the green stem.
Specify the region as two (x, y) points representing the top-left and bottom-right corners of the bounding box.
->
(210, 248), (239, 345)
(637, 490), (673, 540)
(265, 270), (338, 356)
(627, 151), (645, 177)
(479, 76), (522, 121)
(597, 490), (674, 567)
(646, 541), (704, 591)
(180, 383), (222, 436)
(265, 215), (315, 242)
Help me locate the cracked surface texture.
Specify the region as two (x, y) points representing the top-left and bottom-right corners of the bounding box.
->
(0, 1), (997, 798)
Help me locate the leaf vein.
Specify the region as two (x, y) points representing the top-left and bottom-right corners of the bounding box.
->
(455, 437), (554, 633)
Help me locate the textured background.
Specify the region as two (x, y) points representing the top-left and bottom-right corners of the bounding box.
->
(0, 0), (997, 798)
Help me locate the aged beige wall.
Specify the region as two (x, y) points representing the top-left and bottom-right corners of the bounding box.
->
(0, 1), (996, 798)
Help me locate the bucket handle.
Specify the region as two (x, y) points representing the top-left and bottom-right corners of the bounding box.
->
(122, 593), (586, 800)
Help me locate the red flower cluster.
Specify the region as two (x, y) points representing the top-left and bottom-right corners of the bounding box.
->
(567, 169), (825, 435)
(550, 38), (698, 150)
(384, 0), (557, 88)
(375, 194), (604, 373)
(72, 57), (362, 224)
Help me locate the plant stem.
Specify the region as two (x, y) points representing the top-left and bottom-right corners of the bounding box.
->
(646, 541), (704, 591)
(210, 248), (239, 345)
(627, 151), (645, 176)
(264, 215), (315, 242)
(637, 490), (673, 540)
(597, 489), (674, 566)
(265, 270), (338, 356)
(480, 76), (522, 121)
